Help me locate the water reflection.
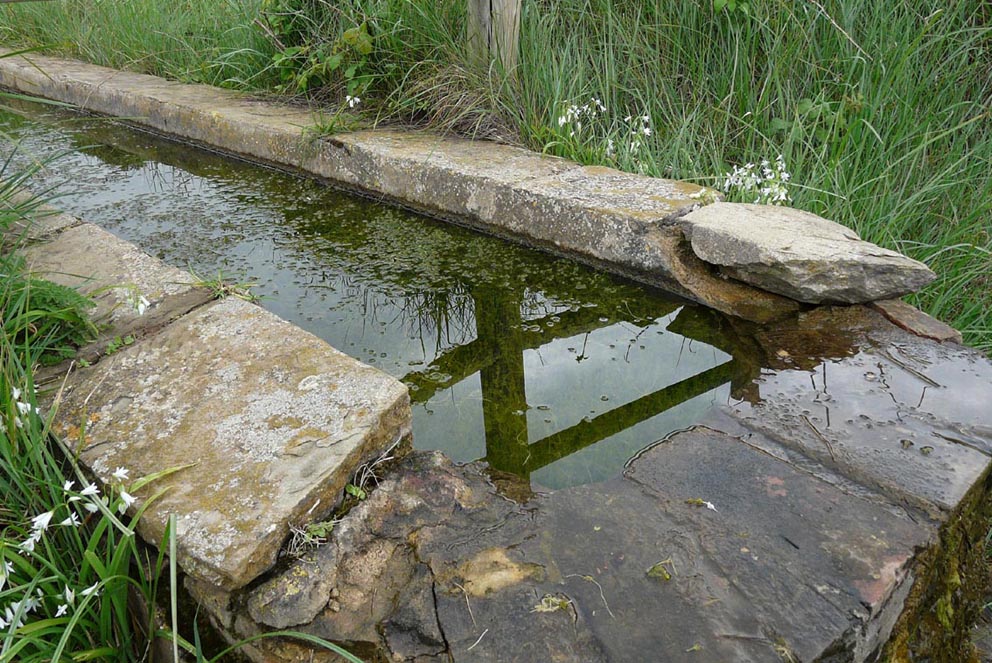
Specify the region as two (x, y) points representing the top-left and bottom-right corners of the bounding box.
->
(0, 102), (765, 489)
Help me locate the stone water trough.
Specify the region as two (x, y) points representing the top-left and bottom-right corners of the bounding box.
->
(4, 52), (992, 662)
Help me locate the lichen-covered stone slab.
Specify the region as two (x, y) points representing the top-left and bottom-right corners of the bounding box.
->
(51, 297), (411, 589)
(23, 222), (213, 345)
(681, 203), (937, 303)
(496, 165), (707, 258)
(321, 130), (578, 213)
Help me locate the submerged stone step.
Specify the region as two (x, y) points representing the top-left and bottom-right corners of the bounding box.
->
(48, 296), (411, 589)
(721, 308), (992, 516)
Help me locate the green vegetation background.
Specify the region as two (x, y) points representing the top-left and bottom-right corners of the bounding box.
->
(0, 0), (989, 352)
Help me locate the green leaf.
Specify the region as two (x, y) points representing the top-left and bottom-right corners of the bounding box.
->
(345, 483), (367, 500)
(713, 0), (728, 11)
(769, 117), (792, 133)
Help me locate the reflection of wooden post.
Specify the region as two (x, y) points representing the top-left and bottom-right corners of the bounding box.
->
(475, 290), (530, 479)
(468, 0), (521, 71)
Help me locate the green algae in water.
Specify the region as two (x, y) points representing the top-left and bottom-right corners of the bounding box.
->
(0, 100), (762, 489)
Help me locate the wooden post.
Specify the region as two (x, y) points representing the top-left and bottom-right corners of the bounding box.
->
(468, 0), (521, 72)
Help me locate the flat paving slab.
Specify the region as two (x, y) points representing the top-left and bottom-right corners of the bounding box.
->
(50, 297), (411, 589)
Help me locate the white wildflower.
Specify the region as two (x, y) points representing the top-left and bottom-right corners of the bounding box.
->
(20, 533), (40, 553)
(63, 480), (75, 492)
(4, 604), (23, 630)
(0, 561), (12, 591)
(59, 513), (81, 527)
(345, 95), (361, 108)
(112, 467), (129, 482)
(84, 501), (100, 514)
(55, 603), (68, 617)
(722, 155), (792, 205)
(80, 582), (100, 598)
(80, 483), (100, 497)
(118, 490), (137, 514)
(65, 586), (75, 605)
(31, 511), (54, 534)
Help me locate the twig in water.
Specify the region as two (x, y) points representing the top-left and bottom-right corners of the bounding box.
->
(802, 414), (835, 461)
(565, 573), (615, 619)
(466, 628), (489, 651)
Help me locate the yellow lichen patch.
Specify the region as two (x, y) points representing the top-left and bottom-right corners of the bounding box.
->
(456, 547), (544, 597)
(266, 414), (305, 430)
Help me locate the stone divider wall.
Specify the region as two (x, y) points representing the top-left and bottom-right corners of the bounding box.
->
(0, 51), (937, 326)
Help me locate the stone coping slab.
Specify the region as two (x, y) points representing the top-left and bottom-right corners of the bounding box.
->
(50, 296), (411, 589)
(0, 50), (889, 322)
(680, 203), (937, 303)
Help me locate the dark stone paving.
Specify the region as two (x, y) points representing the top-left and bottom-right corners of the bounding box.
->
(192, 307), (992, 663)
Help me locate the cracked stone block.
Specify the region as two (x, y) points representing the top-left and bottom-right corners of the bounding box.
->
(680, 203), (937, 303)
(50, 297), (411, 589)
(23, 222), (214, 348)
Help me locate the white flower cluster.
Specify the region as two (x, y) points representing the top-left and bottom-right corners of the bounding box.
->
(345, 95), (361, 109)
(722, 155), (792, 205)
(623, 114), (652, 153)
(557, 98), (606, 137)
(5, 386), (38, 430)
(1, 467), (134, 631)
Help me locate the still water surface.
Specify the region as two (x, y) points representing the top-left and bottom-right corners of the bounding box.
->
(2, 102), (755, 489)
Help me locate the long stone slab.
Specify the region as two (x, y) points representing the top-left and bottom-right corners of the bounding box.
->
(49, 296), (411, 589)
(0, 51), (803, 322)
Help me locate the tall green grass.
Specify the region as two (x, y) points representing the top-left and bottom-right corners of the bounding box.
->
(0, 0), (989, 351)
(0, 0), (276, 89)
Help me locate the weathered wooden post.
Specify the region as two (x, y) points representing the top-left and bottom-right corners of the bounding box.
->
(468, 0), (522, 71)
